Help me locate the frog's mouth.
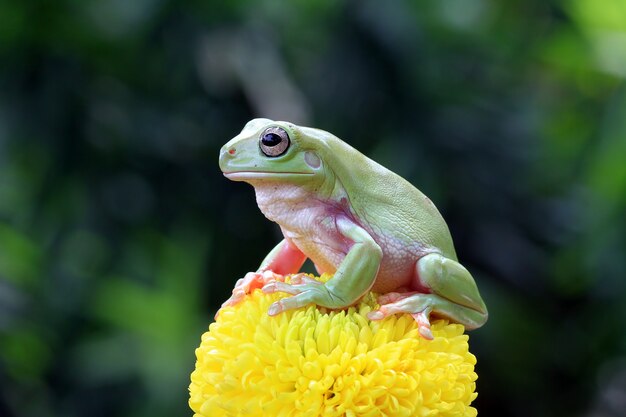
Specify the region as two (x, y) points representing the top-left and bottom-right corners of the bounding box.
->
(223, 171), (314, 181)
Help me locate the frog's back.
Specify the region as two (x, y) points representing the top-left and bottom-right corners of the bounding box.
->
(306, 127), (457, 261)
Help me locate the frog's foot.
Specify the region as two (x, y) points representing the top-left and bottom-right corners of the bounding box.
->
(225, 270), (286, 306)
(262, 275), (340, 316)
(216, 270), (284, 318)
(368, 292), (435, 340)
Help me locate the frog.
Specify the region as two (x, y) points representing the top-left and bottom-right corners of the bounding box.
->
(218, 118), (487, 339)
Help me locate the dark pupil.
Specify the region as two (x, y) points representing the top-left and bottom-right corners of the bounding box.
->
(262, 133), (282, 147)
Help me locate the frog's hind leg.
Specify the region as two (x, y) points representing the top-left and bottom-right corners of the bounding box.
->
(367, 253), (488, 339)
(415, 253), (488, 331)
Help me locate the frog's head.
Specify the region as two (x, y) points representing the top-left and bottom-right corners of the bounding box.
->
(219, 118), (331, 191)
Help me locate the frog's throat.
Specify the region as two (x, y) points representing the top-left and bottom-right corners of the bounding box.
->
(224, 171), (315, 181)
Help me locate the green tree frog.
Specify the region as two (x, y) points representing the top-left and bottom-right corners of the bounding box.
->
(218, 119), (487, 339)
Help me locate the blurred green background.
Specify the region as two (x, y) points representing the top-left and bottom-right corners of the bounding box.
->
(1, 0), (625, 416)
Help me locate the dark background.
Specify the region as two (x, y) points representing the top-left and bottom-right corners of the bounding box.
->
(1, 1), (625, 416)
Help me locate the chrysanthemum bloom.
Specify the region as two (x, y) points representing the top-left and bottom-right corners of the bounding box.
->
(189, 275), (478, 417)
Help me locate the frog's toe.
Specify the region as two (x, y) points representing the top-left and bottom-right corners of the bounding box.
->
(262, 281), (302, 295)
(267, 290), (318, 315)
(366, 310), (386, 320)
(366, 303), (404, 320)
(267, 298), (298, 316)
(267, 299), (286, 316)
(289, 274), (323, 286)
(376, 291), (420, 305)
(411, 308), (434, 340)
(233, 270), (285, 296)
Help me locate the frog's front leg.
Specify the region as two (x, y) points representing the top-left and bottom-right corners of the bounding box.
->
(368, 253), (488, 340)
(219, 239), (307, 310)
(262, 217), (382, 315)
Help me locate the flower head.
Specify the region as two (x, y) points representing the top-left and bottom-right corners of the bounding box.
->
(189, 275), (478, 416)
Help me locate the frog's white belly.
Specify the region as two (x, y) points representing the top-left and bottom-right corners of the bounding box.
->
(254, 183), (349, 274)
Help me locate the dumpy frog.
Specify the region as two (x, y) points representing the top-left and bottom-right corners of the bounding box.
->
(218, 119), (487, 339)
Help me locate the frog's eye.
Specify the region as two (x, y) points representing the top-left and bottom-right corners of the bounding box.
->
(259, 127), (290, 157)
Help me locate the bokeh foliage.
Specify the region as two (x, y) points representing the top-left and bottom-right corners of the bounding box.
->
(1, 0), (625, 416)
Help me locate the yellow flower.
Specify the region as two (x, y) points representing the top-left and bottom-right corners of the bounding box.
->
(189, 275), (478, 417)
